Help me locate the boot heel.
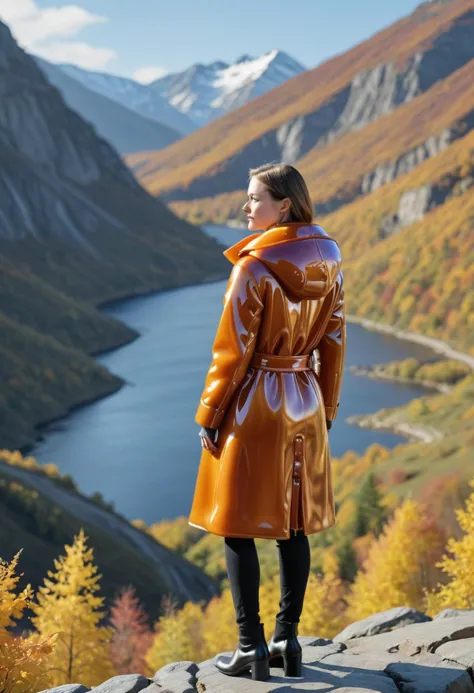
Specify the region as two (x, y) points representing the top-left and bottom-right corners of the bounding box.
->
(283, 652), (302, 677)
(251, 658), (270, 681)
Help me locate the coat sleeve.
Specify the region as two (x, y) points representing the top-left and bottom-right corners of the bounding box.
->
(194, 263), (264, 429)
(316, 272), (346, 422)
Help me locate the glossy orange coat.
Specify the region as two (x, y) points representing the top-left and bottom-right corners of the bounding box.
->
(188, 221), (346, 539)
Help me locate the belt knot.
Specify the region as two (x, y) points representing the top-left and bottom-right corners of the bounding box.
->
(249, 352), (311, 372)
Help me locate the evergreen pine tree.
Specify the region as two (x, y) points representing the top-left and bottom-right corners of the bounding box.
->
(336, 535), (358, 582)
(353, 470), (387, 537)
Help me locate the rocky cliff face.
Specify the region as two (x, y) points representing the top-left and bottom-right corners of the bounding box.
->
(0, 20), (229, 450)
(378, 160), (473, 239)
(0, 20), (227, 287)
(0, 18), (225, 267)
(162, 7), (474, 204)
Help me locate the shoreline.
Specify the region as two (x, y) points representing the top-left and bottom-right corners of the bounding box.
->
(345, 412), (444, 444)
(346, 314), (474, 369)
(348, 365), (453, 393)
(343, 315), (473, 444)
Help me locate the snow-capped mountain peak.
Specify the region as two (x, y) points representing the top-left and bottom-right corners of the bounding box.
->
(151, 48), (306, 126)
(50, 47), (306, 143)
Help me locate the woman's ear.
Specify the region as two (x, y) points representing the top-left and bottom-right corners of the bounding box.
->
(282, 197), (291, 215)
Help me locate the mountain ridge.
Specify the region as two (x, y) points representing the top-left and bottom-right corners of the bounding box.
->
(54, 48), (306, 134)
(35, 56), (184, 155)
(125, 0), (474, 198)
(0, 19), (229, 451)
(56, 60), (196, 136)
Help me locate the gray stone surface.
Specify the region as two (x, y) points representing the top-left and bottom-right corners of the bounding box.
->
(37, 686), (89, 693)
(385, 656), (472, 693)
(334, 607), (432, 642)
(92, 674), (151, 693)
(436, 638), (474, 670)
(343, 612), (474, 655)
(197, 645), (473, 691)
(434, 609), (474, 621)
(152, 673), (195, 693)
(301, 641), (347, 662)
(152, 659), (198, 693)
(153, 662), (199, 680)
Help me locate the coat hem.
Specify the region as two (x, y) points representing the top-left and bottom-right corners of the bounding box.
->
(188, 519), (292, 539)
(188, 518), (336, 540)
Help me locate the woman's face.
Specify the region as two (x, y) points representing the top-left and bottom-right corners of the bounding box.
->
(242, 178), (291, 231)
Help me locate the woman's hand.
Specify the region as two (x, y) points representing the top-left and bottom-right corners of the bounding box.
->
(199, 426), (218, 453)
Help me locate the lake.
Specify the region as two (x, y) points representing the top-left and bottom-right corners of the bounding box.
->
(31, 224), (439, 525)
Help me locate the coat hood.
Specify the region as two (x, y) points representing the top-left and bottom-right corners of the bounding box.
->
(223, 222), (341, 300)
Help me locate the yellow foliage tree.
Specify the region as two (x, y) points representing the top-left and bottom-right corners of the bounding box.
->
(298, 549), (348, 638)
(145, 597), (206, 673)
(423, 477), (474, 614)
(333, 497), (357, 531)
(200, 588), (240, 660)
(258, 573), (281, 632)
(345, 499), (445, 622)
(29, 528), (114, 687)
(0, 550), (55, 693)
(146, 516), (203, 554)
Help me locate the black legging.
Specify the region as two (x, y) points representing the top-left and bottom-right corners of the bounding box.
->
(224, 529), (311, 631)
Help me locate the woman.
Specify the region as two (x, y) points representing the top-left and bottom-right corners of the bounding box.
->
(188, 162), (346, 681)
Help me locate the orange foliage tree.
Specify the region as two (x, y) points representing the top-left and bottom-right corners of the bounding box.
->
(109, 585), (153, 674)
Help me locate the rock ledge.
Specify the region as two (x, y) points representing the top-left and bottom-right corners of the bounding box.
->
(38, 608), (474, 692)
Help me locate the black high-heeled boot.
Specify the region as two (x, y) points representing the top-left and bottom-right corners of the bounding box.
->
(268, 618), (302, 677)
(215, 622), (270, 680)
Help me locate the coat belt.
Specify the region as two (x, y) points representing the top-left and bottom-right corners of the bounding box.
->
(249, 352), (311, 371)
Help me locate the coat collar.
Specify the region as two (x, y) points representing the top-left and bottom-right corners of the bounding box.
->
(223, 222), (338, 265)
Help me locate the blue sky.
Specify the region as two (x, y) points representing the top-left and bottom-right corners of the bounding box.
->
(2, 0), (423, 82)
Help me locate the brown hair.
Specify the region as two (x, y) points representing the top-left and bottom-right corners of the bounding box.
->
(248, 162), (314, 224)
